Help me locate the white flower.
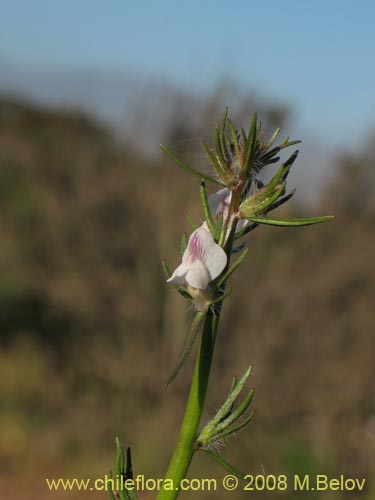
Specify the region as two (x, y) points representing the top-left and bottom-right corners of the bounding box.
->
(208, 187), (232, 221)
(207, 187), (248, 234)
(167, 226), (227, 290)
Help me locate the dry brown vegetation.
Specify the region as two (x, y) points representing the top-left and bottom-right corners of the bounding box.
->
(0, 97), (373, 499)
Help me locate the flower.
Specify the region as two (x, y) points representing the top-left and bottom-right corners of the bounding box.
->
(167, 226), (227, 290)
(207, 188), (248, 235)
(208, 187), (232, 222)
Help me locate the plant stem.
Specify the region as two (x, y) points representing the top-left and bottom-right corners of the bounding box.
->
(157, 198), (240, 500)
(156, 310), (220, 500)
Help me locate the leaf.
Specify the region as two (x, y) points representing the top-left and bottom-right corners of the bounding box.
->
(244, 113), (257, 174)
(180, 232), (188, 256)
(214, 124), (225, 165)
(239, 125), (247, 148)
(200, 180), (216, 236)
(165, 311), (206, 386)
(268, 189), (296, 212)
(215, 388), (254, 433)
(214, 213), (224, 243)
(161, 260), (171, 279)
(108, 471), (117, 500)
(246, 215), (335, 227)
(201, 142), (226, 180)
(208, 288), (232, 307)
(266, 127), (281, 149)
(215, 410), (255, 441)
(185, 213), (198, 229)
(160, 144), (220, 184)
(115, 437), (124, 478)
(125, 447), (134, 480)
(220, 107), (229, 160)
(208, 366), (252, 429)
(217, 248), (249, 288)
(115, 438), (127, 500)
(201, 449), (245, 480)
(227, 119), (240, 157)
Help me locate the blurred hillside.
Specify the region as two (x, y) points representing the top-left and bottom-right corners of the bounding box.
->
(0, 97), (373, 500)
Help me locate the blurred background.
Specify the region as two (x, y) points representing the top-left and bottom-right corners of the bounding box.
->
(0, 1), (374, 499)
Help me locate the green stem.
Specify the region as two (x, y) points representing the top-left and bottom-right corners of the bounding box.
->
(156, 310), (220, 500)
(157, 191), (241, 500)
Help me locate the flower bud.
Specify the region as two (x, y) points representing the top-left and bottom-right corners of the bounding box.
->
(239, 182), (285, 218)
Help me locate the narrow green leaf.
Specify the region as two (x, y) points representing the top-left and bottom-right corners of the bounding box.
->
(279, 136), (290, 147)
(229, 376), (238, 395)
(280, 138), (301, 149)
(280, 150), (299, 180)
(210, 367), (252, 426)
(180, 232), (188, 257)
(185, 213), (198, 229)
(115, 438), (127, 500)
(239, 125), (247, 148)
(220, 108), (229, 160)
(244, 113), (257, 175)
(246, 215), (335, 227)
(200, 181), (216, 235)
(217, 247), (249, 288)
(108, 471), (116, 500)
(227, 119), (240, 157)
(216, 389), (254, 433)
(215, 411), (255, 441)
(214, 124), (225, 166)
(214, 213), (224, 243)
(201, 449), (245, 480)
(266, 127), (281, 150)
(260, 147), (280, 164)
(232, 242), (246, 253)
(217, 375), (238, 422)
(161, 260), (171, 279)
(125, 483), (138, 500)
(115, 437), (124, 476)
(160, 144), (219, 184)
(262, 181), (287, 211)
(225, 135), (231, 152)
(201, 142), (226, 180)
(166, 311), (206, 386)
(126, 490), (138, 500)
(268, 150), (298, 190)
(268, 189), (296, 212)
(208, 288), (232, 307)
(256, 120), (262, 135)
(234, 221), (258, 240)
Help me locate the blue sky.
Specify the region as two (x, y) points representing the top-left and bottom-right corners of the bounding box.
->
(1, 0), (374, 148)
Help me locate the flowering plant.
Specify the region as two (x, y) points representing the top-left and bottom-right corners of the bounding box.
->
(109, 109), (334, 500)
